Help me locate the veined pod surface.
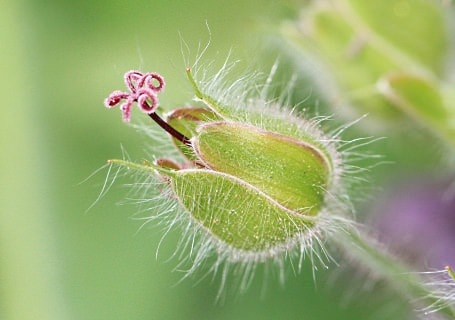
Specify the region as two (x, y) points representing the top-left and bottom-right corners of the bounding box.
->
(194, 121), (331, 216)
(170, 169), (314, 252)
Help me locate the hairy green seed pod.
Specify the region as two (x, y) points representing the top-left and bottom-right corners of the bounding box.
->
(162, 69), (341, 257)
(157, 116), (332, 253)
(106, 65), (347, 267)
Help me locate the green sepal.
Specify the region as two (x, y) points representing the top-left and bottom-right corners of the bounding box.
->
(186, 68), (237, 119)
(107, 158), (176, 177)
(171, 169), (314, 251)
(193, 122), (331, 216)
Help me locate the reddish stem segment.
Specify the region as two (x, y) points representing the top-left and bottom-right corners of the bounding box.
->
(148, 111), (191, 146)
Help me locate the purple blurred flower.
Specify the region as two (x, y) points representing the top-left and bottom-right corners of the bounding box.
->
(370, 177), (455, 269)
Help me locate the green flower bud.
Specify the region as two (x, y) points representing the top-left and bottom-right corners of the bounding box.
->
(105, 65), (348, 269)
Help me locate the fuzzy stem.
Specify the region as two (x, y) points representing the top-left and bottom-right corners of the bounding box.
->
(338, 227), (455, 319)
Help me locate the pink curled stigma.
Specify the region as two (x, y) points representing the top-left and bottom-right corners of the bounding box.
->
(104, 70), (166, 122)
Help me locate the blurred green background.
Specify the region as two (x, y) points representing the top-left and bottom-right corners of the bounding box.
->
(2, 0), (451, 319)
